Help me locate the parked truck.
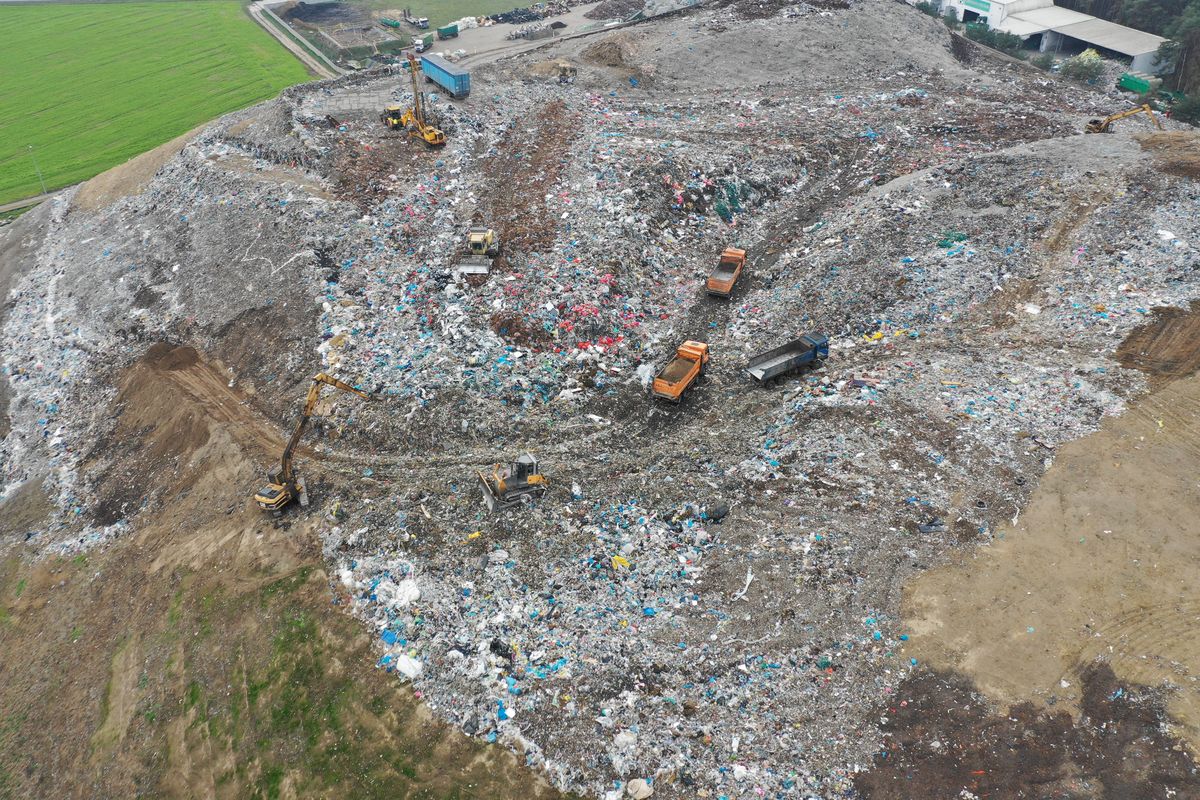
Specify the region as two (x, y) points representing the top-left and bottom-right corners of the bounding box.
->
(419, 53), (470, 98)
(437, 23), (459, 40)
(706, 247), (747, 297)
(411, 33), (433, 51)
(652, 341), (709, 403)
(746, 334), (828, 386)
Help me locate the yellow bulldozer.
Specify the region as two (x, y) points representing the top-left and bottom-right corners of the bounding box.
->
(477, 454), (547, 511)
(381, 52), (446, 147)
(254, 373), (370, 515)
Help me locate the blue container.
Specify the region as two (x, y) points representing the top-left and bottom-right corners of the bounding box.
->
(419, 53), (470, 98)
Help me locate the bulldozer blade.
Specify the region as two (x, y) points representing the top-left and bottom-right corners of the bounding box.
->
(478, 470), (500, 512)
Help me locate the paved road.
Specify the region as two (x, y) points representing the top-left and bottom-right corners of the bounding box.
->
(248, 2), (345, 80)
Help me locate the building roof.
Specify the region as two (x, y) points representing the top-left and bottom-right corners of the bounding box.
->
(1007, 5), (1092, 27)
(1051, 17), (1165, 55)
(1002, 6), (1166, 55)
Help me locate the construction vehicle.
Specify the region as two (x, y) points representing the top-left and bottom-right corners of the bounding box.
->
(403, 8), (429, 28)
(557, 62), (577, 85)
(254, 373), (370, 515)
(467, 226), (499, 257)
(459, 226), (499, 277)
(1085, 104), (1163, 134)
(652, 341), (709, 402)
(478, 454), (547, 511)
(437, 23), (459, 40)
(381, 53), (445, 147)
(706, 247), (747, 297)
(746, 333), (829, 386)
(411, 33), (433, 52)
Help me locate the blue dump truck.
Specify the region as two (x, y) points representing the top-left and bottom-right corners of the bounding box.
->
(420, 53), (470, 98)
(746, 333), (829, 386)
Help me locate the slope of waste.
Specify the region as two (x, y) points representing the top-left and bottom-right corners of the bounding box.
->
(1, 1), (1197, 797)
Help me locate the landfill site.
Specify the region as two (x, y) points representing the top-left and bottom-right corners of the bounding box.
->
(3, 0), (1200, 797)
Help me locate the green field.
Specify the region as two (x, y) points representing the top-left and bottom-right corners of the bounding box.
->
(0, 2), (310, 206)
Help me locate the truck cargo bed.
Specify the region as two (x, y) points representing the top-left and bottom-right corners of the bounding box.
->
(747, 351), (794, 380)
(658, 357), (694, 384)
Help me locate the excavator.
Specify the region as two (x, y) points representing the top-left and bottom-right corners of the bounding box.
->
(478, 454), (547, 511)
(380, 52), (446, 147)
(254, 373), (370, 515)
(1085, 103), (1163, 134)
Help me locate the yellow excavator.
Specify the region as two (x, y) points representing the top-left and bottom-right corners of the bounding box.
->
(1085, 103), (1164, 134)
(381, 52), (446, 147)
(254, 373), (370, 515)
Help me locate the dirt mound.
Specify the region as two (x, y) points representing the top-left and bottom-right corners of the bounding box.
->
(581, 34), (635, 68)
(1139, 130), (1200, 178)
(1117, 301), (1200, 390)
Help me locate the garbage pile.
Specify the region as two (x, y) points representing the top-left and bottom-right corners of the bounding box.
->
(1, 0), (1196, 797)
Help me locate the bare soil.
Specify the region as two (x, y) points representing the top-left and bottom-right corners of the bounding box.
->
(903, 304), (1200, 752)
(0, 342), (574, 800)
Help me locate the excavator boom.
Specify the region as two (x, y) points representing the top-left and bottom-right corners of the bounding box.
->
(256, 372), (370, 514)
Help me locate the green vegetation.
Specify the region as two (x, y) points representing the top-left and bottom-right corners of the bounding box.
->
(1172, 94), (1200, 122)
(1060, 48), (1105, 83)
(964, 22), (1026, 57)
(0, 2), (309, 206)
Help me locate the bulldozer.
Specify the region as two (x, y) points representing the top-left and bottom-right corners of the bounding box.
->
(380, 52), (445, 147)
(477, 454), (547, 511)
(254, 373), (370, 515)
(1085, 103), (1163, 134)
(467, 226), (499, 257)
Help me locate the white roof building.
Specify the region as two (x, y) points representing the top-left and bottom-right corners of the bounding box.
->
(937, 0), (1168, 73)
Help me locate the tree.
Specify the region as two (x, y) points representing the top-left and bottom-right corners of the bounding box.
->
(1060, 48), (1105, 82)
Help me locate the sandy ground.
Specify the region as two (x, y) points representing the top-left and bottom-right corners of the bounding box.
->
(904, 304), (1200, 749)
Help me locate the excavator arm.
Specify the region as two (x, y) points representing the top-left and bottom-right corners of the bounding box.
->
(1086, 104), (1162, 133)
(260, 373), (370, 512)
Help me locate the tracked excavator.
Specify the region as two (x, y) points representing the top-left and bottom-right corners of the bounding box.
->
(254, 373), (370, 515)
(381, 52), (446, 147)
(1085, 103), (1163, 134)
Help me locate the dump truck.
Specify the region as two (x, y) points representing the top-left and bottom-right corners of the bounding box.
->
(437, 23), (459, 40)
(411, 33), (433, 51)
(706, 247), (747, 297)
(420, 53), (470, 98)
(746, 334), (829, 386)
(652, 341), (709, 402)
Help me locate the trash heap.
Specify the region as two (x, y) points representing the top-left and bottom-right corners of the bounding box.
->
(0, 0), (1196, 797)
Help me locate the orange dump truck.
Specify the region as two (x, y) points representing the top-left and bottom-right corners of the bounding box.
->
(706, 247), (747, 297)
(652, 341), (709, 402)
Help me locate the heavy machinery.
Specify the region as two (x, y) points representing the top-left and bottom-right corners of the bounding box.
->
(652, 341), (709, 403)
(706, 246), (747, 297)
(478, 454), (547, 511)
(1085, 104), (1163, 134)
(746, 333), (829, 386)
(381, 53), (445, 147)
(467, 226), (499, 257)
(557, 62), (577, 85)
(254, 373), (370, 515)
(459, 226), (499, 278)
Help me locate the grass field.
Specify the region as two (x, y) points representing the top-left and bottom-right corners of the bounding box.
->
(0, 2), (310, 206)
